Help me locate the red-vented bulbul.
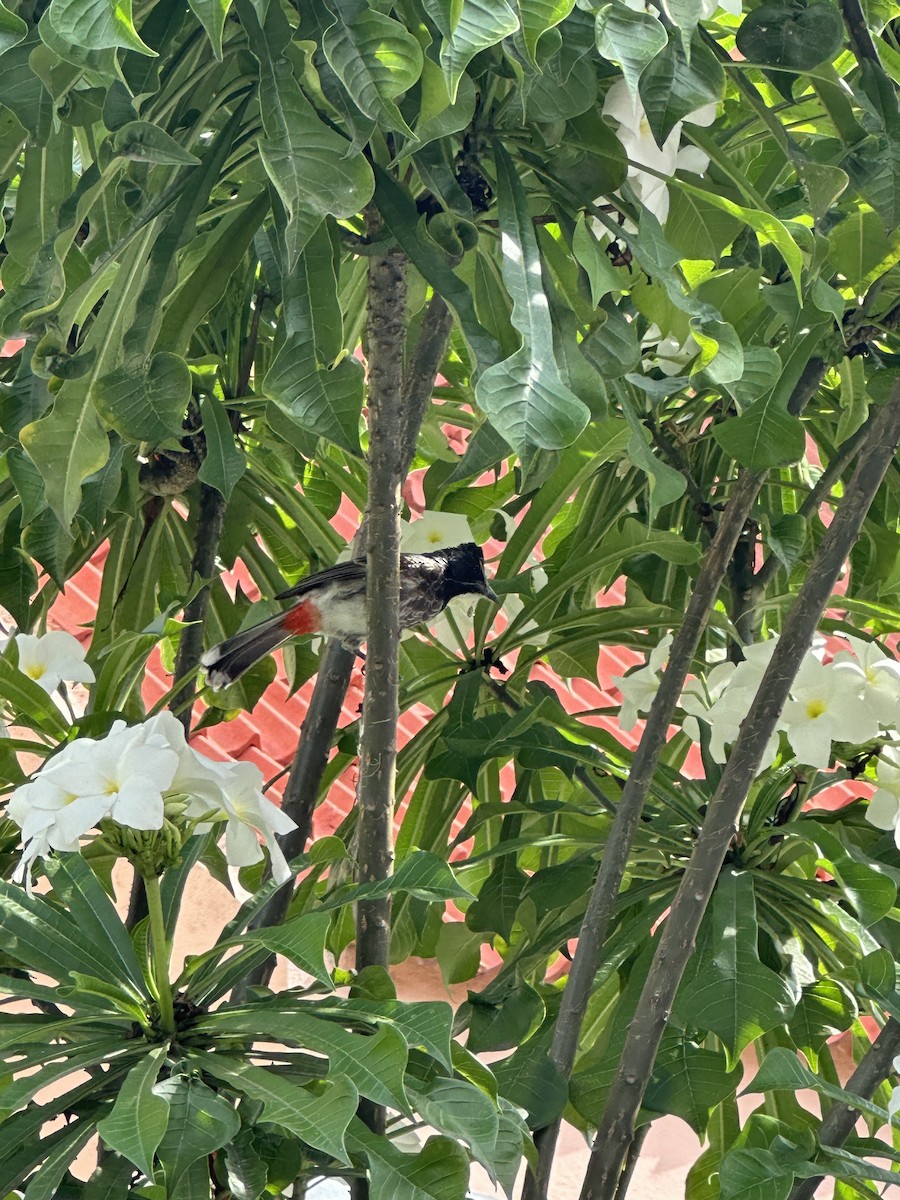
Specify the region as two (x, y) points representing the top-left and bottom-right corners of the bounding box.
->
(201, 542), (499, 690)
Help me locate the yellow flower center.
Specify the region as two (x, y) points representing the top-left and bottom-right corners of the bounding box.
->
(25, 663), (45, 679)
(806, 699), (826, 720)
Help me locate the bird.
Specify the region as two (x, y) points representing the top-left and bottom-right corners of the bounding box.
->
(200, 542), (499, 691)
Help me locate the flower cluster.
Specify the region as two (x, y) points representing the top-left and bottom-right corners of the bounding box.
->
(614, 632), (900, 773)
(7, 711), (296, 886)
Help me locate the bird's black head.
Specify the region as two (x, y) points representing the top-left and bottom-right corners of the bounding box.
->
(438, 543), (500, 605)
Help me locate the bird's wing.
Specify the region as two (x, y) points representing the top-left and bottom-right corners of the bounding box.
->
(275, 559), (368, 600)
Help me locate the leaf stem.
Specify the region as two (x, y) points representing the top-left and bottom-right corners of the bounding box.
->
(144, 872), (175, 1037)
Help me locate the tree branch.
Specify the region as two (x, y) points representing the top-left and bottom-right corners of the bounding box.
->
(787, 1017), (900, 1200)
(349, 214), (407, 1191)
(840, 0), (880, 63)
(523, 467), (766, 1200)
(239, 289), (454, 986)
(580, 386), (900, 1200)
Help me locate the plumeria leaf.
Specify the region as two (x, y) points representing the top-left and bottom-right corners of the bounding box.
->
(736, 1), (844, 70)
(198, 1010), (411, 1109)
(645, 1041), (743, 1137)
(45, 0), (154, 54)
(787, 980), (857, 1070)
(44, 854), (149, 996)
(407, 1078), (500, 1175)
(516, 0), (576, 66)
(422, 0), (519, 101)
(595, 2), (667, 101)
(675, 871), (796, 1062)
(638, 36), (723, 148)
(154, 1074), (240, 1191)
(323, 5), (423, 137)
(197, 1057), (356, 1163)
(97, 1047), (169, 1177)
(475, 143), (589, 459)
(349, 1124), (471, 1200)
(198, 395), (246, 500)
(712, 390), (806, 470)
(243, 911), (332, 985)
(745, 1047), (890, 1124)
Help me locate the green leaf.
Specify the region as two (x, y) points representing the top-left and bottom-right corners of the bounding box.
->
(45, 0), (155, 54)
(516, 0), (576, 66)
(690, 316), (743, 385)
(21, 1115), (96, 1200)
(326, 850), (472, 907)
(110, 121), (199, 165)
(736, 1), (844, 70)
(595, 2), (667, 100)
(436, 922), (484, 985)
(712, 391), (806, 470)
(791, 819), (897, 925)
(154, 1074), (240, 1192)
(719, 1148), (794, 1200)
(669, 179), (805, 302)
(475, 144), (589, 459)
(0, 0), (26, 52)
(188, 0), (231, 58)
(423, 0), (519, 101)
(675, 871), (796, 1062)
(93, 352), (191, 443)
(19, 382), (109, 527)
(350, 1125), (471, 1200)
(243, 911), (331, 985)
(638, 36), (723, 147)
(198, 1057), (356, 1163)
(645, 1041), (743, 1137)
(244, 2), (373, 265)
(198, 396), (246, 500)
(787, 980), (857, 1070)
(323, 6), (423, 136)
(572, 213), (621, 305)
(745, 1047), (890, 1125)
(375, 166), (500, 373)
(197, 1010), (411, 1110)
(97, 1047), (169, 1178)
(44, 854), (148, 995)
(466, 855), (527, 939)
(407, 1077), (500, 1176)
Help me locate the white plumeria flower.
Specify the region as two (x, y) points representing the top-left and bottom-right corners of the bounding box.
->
(778, 657), (881, 770)
(613, 633), (673, 732)
(890, 1057), (900, 1123)
(38, 721), (179, 835)
(603, 80), (717, 223)
(143, 712), (297, 882)
(864, 749), (900, 847)
(831, 635), (900, 730)
(6, 711), (297, 885)
(642, 324), (699, 375)
(401, 510), (474, 553)
(12, 631), (95, 694)
(685, 640), (781, 767)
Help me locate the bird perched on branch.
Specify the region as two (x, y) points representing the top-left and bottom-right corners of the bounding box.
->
(201, 542), (499, 691)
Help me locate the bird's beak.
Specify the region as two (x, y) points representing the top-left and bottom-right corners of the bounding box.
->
(480, 582), (500, 604)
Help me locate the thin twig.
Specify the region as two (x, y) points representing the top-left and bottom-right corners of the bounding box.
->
(755, 414), (873, 592)
(840, 0), (881, 63)
(787, 1017), (900, 1200)
(580, 386), (900, 1200)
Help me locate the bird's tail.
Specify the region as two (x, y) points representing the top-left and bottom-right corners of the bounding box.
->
(200, 612), (292, 691)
